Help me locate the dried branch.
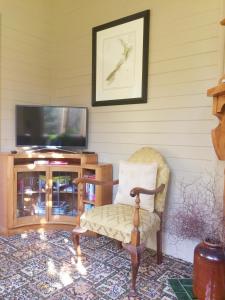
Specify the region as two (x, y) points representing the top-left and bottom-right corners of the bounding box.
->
(167, 174), (225, 245)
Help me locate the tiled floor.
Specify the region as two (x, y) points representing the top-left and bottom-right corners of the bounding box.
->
(0, 230), (193, 299)
(168, 279), (196, 300)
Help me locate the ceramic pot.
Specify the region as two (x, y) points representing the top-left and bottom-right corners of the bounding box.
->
(193, 240), (225, 300)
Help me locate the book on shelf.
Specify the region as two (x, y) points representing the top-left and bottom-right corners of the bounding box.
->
(84, 174), (96, 201)
(84, 203), (94, 212)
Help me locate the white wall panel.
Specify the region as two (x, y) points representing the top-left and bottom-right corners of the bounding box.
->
(0, 0), (51, 151)
(50, 0), (223, 261)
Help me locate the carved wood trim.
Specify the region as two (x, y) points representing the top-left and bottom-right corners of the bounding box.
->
(131, 194), (141, 246)
(207, 76), (225, 160)
(208, 73), (225, 216)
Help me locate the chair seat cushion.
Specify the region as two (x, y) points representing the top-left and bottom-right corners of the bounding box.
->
(80, 204), (160, 244)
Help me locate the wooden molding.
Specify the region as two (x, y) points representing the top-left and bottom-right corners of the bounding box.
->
(208, 76), (225, 216)
(207, 76), (225, 160)
(220, 18), (225, 26)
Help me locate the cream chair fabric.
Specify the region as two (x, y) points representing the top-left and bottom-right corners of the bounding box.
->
(128, 147), (169, 212)
(80, 204), (160, 246)
(79, 147), (170, 248)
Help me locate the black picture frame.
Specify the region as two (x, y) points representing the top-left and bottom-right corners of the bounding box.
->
(92, 10), (150, 106)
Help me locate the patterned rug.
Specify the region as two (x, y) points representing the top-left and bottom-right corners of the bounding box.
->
(0, 230), (193, 299)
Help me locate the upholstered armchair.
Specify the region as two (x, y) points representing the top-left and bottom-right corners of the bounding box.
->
(72, 147), (170, 295)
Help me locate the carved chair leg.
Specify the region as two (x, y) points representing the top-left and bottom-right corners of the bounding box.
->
(72, 231), (81, 257)
(71, 227), (87, 258)
(116, 240), (123, 249)
(123, 243), (145, 296)
(131, 250), (140, 295)
(156, 230), (162, 264)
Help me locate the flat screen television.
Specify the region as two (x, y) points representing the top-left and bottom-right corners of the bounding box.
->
(16, 105), (88, 149)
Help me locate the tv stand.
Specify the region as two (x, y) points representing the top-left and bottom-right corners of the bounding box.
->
(24, 147), (79, 154)
(0, 151), (112, 235)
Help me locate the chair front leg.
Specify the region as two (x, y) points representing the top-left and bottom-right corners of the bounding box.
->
(131, 248), (140, 294)
(123, 243), (145, 296)
(72, 231), (81, 257)
(122, 193), (145, 296)
(116, 240), (123, 249)
(156, 230), (162, 264)
(71, 227), (87, 258)
(156, 212), (163, 264)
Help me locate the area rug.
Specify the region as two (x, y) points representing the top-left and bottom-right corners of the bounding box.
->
(0, 230), (192, 299)
(168, 279), (197, 300)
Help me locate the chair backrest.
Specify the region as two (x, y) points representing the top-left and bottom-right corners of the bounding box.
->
(128, 147), (170, 212)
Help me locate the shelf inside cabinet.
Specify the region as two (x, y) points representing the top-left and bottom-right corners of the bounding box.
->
(52, 191), (78, 195)
(17, 191), (46, 195)
(83, 199), (96, 205)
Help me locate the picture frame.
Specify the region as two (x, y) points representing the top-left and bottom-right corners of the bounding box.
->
(92, 10), (150, 106)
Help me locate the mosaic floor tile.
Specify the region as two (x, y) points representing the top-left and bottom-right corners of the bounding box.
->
(90, 248), (115, 262)
(97, 282), (126, 299)
(0, 230), (193, 299)
(21, 254), (49, 277)
(86, 261), (116, 284)
(86, 239), (112, 250)
(157, 270), (188, 284)
(105, 269), (131, 287)
(46, 245), (72, 261)
(107, 255), (131, 270)
(0, 254), (21, 279)
(0, 243), (17, 254)
(48, 292), (74, 300)
(11, 248), (38, 262)
(0, 274), (29, 297)
(3, 285), (41, 300)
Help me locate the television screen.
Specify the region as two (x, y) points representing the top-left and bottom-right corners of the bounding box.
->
(16, 105), (88, 148)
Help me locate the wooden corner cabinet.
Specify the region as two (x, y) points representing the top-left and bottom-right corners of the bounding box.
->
(0, 151), (112, 235)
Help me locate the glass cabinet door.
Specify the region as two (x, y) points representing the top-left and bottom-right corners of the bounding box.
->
(49, 169), (79, 222)
(14, 165), (79, 226)
(15, 168), (48, 225)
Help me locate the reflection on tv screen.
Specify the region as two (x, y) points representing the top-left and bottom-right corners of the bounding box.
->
(16, 106), (88, 148)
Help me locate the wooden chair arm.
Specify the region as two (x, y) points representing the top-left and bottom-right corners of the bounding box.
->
(130, 184), (165, 247)
(74, 178), (119, 186)
(130, 183), (165, 197)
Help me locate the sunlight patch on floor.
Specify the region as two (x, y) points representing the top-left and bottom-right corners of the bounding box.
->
(38, 228), (47, 241)
(76, 257), (87, 276)
(47, 259), (57, 275)
(21, 233), (28, 239)
(59, 269), (73, 286)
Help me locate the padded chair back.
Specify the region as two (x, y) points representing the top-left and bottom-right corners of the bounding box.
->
(128, 147), (169, 212)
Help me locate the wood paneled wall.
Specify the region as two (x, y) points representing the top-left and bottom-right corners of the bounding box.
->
(51, 0), (220, 172)
(0, 0), (51, 151)
(50, 0), (223, 260)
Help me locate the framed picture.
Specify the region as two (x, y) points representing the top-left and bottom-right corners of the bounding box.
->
(92, 10), (150, 106)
